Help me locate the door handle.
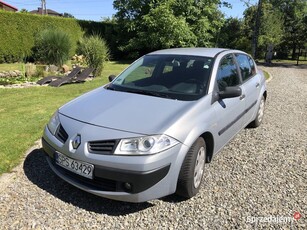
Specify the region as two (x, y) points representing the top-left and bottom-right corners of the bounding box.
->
(240, 94), (245, 100)
(256, 83), (260, 88)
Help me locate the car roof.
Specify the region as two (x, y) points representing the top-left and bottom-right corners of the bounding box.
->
(148, 48), (230, 58)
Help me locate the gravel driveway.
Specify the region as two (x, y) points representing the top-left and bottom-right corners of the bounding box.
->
(0, 64), (306, 229)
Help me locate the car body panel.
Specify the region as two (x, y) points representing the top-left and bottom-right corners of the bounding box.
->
(150, 48), (227, 58)
(59, 88), (196, 136)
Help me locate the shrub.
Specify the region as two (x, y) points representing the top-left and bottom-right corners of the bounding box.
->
(35, 65), (45, 78)
(0, 11), (83, 63)
(34, 29), (71, 67)
(78, 35), (109, 77)
(78, 20), (120, 58)
(25, 63), (36, 77)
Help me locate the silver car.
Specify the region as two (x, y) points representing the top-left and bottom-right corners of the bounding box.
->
(42, 48), (267, 203)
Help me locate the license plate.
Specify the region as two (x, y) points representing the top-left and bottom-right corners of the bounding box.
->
(55, 152), (94, 179)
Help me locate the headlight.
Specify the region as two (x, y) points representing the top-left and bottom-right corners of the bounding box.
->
(114, 135), (179, 155)
(47, 111), (60, 135)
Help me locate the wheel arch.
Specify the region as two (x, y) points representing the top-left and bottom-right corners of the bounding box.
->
(263, 90), (267, 100)
(181, 128), (215, 164)
(200, 132), (214, 163)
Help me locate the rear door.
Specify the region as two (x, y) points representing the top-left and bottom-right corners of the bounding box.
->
(234, 54), (260, 126)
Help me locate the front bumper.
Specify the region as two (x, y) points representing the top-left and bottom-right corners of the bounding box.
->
(43, 138), (171, 194)
(42, 117), (189, 202)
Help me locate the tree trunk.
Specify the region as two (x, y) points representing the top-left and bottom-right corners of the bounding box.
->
(252, 0), (262, 59)
(291, 44), (297, 60)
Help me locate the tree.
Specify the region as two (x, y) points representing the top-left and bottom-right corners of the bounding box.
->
(243, 0), (307, 59)
(270, 0), (307, 59)
(258, 5), (283, 50)
(252, 0), (262, 59)
(242, 1), (283, 58)
(113, 0), (226, 57)
(171, 0), (225, 47)
(217, 18), (248, 50)
(62, 12), (75, 18)
(19, 9), (28, 13)
(141, 3), (197, 49)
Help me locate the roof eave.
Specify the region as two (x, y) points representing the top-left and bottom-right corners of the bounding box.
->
(0, 0), (18, 11)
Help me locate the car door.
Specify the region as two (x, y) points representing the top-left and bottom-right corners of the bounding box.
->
(212, 54), (245, 152)
(234, 53), (261, 126)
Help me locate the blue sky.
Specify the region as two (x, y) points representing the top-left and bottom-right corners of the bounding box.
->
(4, 0), (257, 21)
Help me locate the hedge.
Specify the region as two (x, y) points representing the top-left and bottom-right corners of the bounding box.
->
(0, 11), (83, 63)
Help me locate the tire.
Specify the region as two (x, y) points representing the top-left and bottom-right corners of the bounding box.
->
(176, 137), (206, 198)
(248, 95), (266, 128)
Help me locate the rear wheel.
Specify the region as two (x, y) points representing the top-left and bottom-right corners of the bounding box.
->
(249, 95), (266, 128)
(176, 137), (206, 198)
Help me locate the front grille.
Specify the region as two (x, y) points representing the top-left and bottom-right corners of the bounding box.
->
(88, 140), (119, 154)
(55, 124), (68, 143)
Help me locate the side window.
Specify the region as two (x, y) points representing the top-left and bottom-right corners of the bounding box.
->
(248, 56), (256, 76)
(235, 54), (255, 81)
(217, 54), (240, 91)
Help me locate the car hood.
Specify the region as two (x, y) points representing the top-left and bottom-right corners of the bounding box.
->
(59, 87), (195, 135)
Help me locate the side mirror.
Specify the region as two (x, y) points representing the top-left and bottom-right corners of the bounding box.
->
(219, 86), (242, 99)
(108, 75), (116, 82)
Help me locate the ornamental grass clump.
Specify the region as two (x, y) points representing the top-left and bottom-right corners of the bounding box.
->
(34, 29), (71, 67)
(78, 35), (109, 77)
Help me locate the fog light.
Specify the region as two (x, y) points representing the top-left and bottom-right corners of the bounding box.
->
(123, 182), (132, 191)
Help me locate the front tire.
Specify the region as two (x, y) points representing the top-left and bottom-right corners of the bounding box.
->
(176, 137), (206, 198)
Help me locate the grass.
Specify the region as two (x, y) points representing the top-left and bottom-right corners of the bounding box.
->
(272, 58), (307, 65)
(0, 63), (23, 71)
(258, 57), (307, 65)
(0, 61), (129, 175)
(262, 70), (270, 80)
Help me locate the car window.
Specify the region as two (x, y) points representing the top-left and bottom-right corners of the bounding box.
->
(162, 59), (181, 74)
(217, 54), (240, 91)
(122, 57), (158, 84)
(111, 54), (213, 101)
(248, 56), (256, 76)
(235, 54), (255, 81)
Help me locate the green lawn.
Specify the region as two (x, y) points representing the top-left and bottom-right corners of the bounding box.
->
(0, 63), (24, 72)
(0, 61), (129, 175)
(262, 70), (270, 80)
(272, 58), (307, 65)
(258, 58), (307, 65)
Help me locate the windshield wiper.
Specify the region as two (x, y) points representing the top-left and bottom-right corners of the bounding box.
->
(124, 89), (171, 99)
(106, 85), (116, 90)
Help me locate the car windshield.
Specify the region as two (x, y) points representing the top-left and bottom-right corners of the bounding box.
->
(109, 54), (214, 101)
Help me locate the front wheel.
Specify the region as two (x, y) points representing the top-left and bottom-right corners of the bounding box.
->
(248, 95), (266, 128)
(176, 137), (206, 198)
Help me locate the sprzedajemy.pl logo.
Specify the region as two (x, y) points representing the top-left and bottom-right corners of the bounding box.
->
(246, 211), (302, 224)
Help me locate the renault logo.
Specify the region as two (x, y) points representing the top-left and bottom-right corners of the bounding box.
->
(72, 135), (81, 149)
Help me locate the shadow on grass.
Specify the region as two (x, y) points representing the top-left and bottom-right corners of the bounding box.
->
(23, 148), (154, 216)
